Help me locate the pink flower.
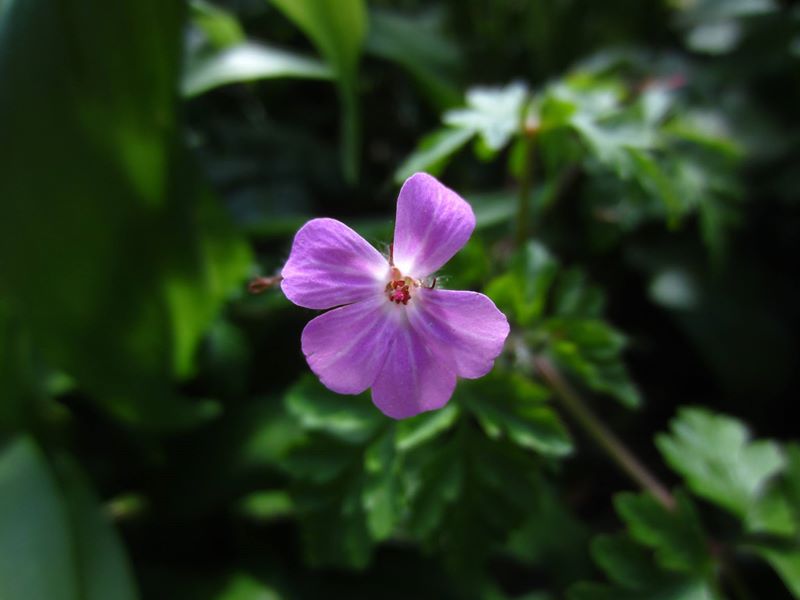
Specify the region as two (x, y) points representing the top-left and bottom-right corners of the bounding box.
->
(281, 173), (510, 419)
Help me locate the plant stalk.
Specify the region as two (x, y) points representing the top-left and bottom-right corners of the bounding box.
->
(533, 355), (675, 511)
(515, 112), (537, 246)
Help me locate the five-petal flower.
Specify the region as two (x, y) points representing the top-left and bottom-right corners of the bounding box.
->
(281, 172), (510, 419)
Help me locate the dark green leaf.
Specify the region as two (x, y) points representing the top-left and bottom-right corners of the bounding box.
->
(614, 491), (711, 575)
(285, 375), (385, 444)
(462, 372), (573, 457)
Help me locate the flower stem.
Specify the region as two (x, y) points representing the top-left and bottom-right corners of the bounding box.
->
(533, 355), (675, 511)
(515, 111), (537, 246)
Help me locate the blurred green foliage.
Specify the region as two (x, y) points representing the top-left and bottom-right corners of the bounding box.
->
(1, 0), (799, 598)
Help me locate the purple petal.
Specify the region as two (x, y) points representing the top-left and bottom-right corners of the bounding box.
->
(408, 288), (509, 379)
(371, 318), (457, 419)
(392, 173), (476, 278)
(301, 298), (393, 394)
(281, 218), (388, 309)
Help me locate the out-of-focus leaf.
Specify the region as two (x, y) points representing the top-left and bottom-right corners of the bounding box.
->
(394, 127), (474, 183)
(569, 578), (718, 600)
(362, 428), (401, 540)
(395, 403), (460, 452)
(0, 0), (252, 430)
(236, 490), (294, 521)
(285, 375), (384, 444)
(591, 533), (670, 590)
(190, 0), (245, 49)
(468, 192), (518, 230)
(58, 460), (139, 600)
(270, 0), (366, 181)
(214, 572), (284, 600)
(614, 492), (711, 575)
(444, 82), (528, 152)
(462, 372), (573, 457)
(752, 547), (800, 599)
(0, 438), (76, 600)
(365, 8), (460, 109)
(289, 443), (374, 568)
(183, 42), (334, 97)
(656, 407), (785, 519)
(0, 438), (139, 600)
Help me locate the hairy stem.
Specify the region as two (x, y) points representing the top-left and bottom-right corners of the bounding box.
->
(533, 355), (675, 510)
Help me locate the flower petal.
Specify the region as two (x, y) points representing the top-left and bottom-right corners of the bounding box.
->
(392, 173), (476, 278)
(301, 298), (393, 394)
(371, 318), (457, 419)
(408, 288), (509, 379)
(281, 218), (388, 309)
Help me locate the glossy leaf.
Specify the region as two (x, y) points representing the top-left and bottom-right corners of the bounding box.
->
(183, 42), (334, 97)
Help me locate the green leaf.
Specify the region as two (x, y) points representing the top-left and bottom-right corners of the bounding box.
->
(569, 579), (718, 600)
(362, 428), (402, 540)
(656, 407), (785, 519)
(58, 460), (139, 600)
(285, 375), (384, 445)
(405, 427), (541, 579)
(290, 445), (374, 568)
(0, 0), (252, 430)
(0, 438), (76, 600)
(270, 0), (366, 181)
(183, 42), (334, 97)
(365, 8), (460, 109)
(0, 438), (139, 600)
(591, 533), (670, 590)
(751, 547), (800, 599)
(485, 241), (559, 327)
(395, 403), (460, 452)
(545, 317), (641, 408)
(444, 82), (528, 152)
(213, 573), (284, 600)
(190, 0), (245, 49)
(614, 492), (711, 575)
(394, 127), (475, 184)
(462, 372), (573, 457)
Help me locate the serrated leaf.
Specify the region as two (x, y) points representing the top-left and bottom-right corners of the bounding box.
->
(656, 407), (785, 519)
(462, 372), (572, 457)
(285, 375), (384, 444)
(406, 428), (541, 579)
(183, 42), (334, 97)
(591, 533), (669, 590)
(614, 491), (711, 575)
(395, 403), (460, 452)
(444, 82), (528, 151)
(485, 241), (559, 327)
(546, 318), (640, 408)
